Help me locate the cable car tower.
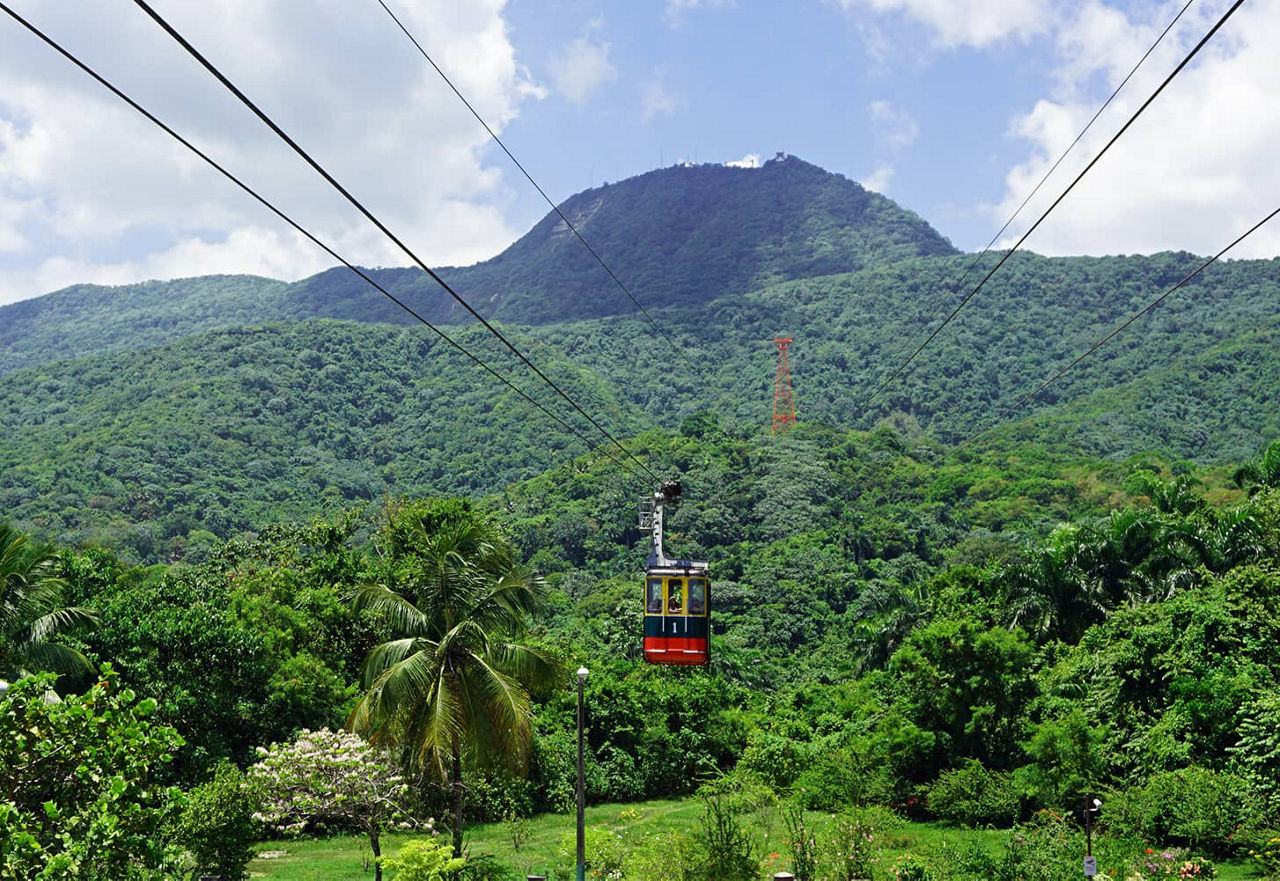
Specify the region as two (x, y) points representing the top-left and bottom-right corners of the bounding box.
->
(640, 481), (710, 666)
(772, 336), (796, 434)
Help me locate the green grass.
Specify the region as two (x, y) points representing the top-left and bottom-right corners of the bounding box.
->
(247, 798), (1263, 880)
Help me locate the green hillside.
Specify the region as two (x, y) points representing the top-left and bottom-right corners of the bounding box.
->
(0, 155), (954, 375)
(4, 158), (1280, 561)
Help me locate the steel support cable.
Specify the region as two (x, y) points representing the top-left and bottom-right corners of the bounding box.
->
(925, 0), (1195, 328)
(866, 0), (1245, 406)
(0, 2), (643, 482)
(371, 0), (707, 382)
(964, 203), (1280, 447)
(131, 0), (663, 485)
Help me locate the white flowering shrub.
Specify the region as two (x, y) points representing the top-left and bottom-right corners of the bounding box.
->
(250, 728), (430, 881)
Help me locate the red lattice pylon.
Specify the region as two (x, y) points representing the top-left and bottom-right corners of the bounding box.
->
(772, 336), (796, 435)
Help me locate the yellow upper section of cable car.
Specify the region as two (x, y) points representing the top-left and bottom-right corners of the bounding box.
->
(644, 575), (707, 616)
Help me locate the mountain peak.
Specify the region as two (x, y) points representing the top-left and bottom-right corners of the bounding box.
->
(411, 155), (956, 323)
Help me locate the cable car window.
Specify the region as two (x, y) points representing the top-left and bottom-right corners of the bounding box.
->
(666, 578), (683, 614)
(646, 578), (663, 614)
(688, 578), (706, 615)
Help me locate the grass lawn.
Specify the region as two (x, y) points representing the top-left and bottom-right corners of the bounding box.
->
(247, 798), (1262, 880)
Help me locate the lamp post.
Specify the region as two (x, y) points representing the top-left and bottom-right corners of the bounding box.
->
(1083, 797), (1101, 877)
(576, 666), (589, 881)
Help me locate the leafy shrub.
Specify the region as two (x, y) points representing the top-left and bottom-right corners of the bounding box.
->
(625, 829), (702, 881)
(1105, 767), (1258, 856)
(1248, 831), (1280, 878)
(927, 837), (1002, 880)
(740, 731), (811, 790)
(557, 826), (626, 879)
(927, 759), (1021, 827)
(696, 791), (759, 881)
(890, 853), (935, 880)
(782, 803), (819, 881)
(174, 762), (261, 881)
(380, 838), (465, 880)
(793, 744), (894, 811)
(827, 806), (890, 881)
(0, 667), (187, 878)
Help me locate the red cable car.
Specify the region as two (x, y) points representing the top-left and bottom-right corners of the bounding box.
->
(642, 481), (710, 666)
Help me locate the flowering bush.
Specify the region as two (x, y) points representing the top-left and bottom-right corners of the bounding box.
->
(1249, 833), (1280, 878)
(890, 853), (935, 881)
(827, 808), (883, 881)
(782, 803), (819, 881)
(250, 728), (425, 881)
(1128, 848), (1217, 878)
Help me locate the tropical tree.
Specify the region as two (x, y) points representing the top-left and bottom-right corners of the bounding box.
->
(348, 499), (558, 856)
(999, 529), (1102, 644)
(251, 728), (418, 881)
(0, 521), (98, 682)
(1233, 438), (1280, 495)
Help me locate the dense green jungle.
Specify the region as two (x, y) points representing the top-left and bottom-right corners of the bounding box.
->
(4, 157), (1280, 878)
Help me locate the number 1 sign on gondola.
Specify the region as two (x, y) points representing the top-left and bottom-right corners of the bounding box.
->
(641, 481), (710, 666)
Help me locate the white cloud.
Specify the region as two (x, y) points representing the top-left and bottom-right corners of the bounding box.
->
(869, 99), (919, 149)
(996, 1), (1280, 258)
(642, 71), (681, 121)
(725, 153), (761, 169)
(664, 0), (736, 28)
(548, 25), (617, 105)
(831, 0), (1052, 49)
(863, 164), (894, 193)
(0, 0), (539, 305)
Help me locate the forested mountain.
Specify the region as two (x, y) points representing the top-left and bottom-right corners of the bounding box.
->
(7, 157), (1280, 879)
(0, 155), (953, 375)
(3, 157), (1280, 560)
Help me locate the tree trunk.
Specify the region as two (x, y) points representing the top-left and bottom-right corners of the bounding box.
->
(451, 739), (465, 858)
(370, 824), (382, 881)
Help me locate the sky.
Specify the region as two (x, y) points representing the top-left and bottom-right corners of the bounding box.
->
(1, 0), (1279, 307)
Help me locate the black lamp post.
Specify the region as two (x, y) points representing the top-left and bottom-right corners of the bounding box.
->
(1083, 797), (1101, 877)
(576, 666), (588, 881)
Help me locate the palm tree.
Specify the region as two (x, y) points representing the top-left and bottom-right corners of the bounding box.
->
(347, 501), (558, 857)
(0, 522), (98, 683)
(1234, 439), (1280, 496)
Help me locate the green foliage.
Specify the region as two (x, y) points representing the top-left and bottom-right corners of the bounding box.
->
(826, 807), (890, 881)
(782, 803), (820, 881)
(174, 762), (261, 881)
(379, 838), (465, 881)
(624, 828), (702, 881)
(793, 743), (895, 812)
(695, 787), (760, 881)
(1106, 767), (1259, 857)
(927, 760), (1020, 827)
(556, 826), (627, 879)
(1018, 709), (1109, 811)
(57, 519), (373, 779)
(349, 500), (559, 857)
(1249, 831), (1280, 878)
(250, 727), (417, 881)
(890, 853), (935, 881)
(0, 521), (97, 681)
(0, 666), (186, 878)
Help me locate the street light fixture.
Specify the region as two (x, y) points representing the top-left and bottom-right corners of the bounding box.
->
(1083, 797), (1102, 877)
(576, 667), (589, 881)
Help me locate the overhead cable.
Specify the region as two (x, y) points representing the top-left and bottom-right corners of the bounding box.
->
(867, 0), (1245, 406)
(372, 0), (707, 381)
(923, 0), (1195, 329)
(966, 202), (1280, 446)
(131, 0), (663, 485)
(0, 1), (644, 482)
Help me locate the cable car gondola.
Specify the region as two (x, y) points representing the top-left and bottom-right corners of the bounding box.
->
(641, 481), (710, 666)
